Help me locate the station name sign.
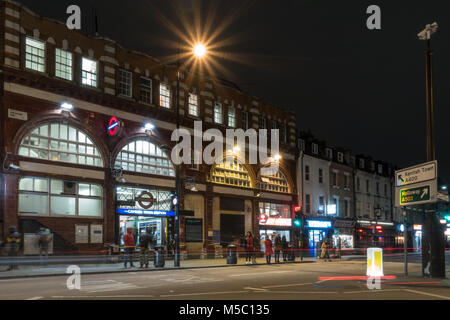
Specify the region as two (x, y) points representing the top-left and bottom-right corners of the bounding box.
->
(117, 208), (175, 217)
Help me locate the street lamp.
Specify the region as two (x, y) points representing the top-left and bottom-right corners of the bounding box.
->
(173, 43), (207, 267)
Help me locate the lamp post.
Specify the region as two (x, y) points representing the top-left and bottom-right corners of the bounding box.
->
(173, 43), (207, 267)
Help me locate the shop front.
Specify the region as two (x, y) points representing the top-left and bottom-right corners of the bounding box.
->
(332, 218), (355, 251)
(413, 224), (422, 252)
(304, 218), (333, 256)
(116, 186), (175, 249)
(258, 202), (292, 252)
(356, 220), (396, 249)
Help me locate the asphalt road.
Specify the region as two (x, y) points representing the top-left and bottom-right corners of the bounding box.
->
(0, 259), (449, 300)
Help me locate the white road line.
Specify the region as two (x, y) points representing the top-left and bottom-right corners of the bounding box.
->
(160, 290), (249, 298)
(230, 271), (291, 277)
(262, 282), (313, 289)
(26, 296), (44, 300)
(269, 291), (338, 294)
(51, 295), (154, 299)
(403, 289), (450, 300)
(243, 287), (269, 291)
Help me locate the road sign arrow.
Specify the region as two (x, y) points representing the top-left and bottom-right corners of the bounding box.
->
(398, 175), (404, 183)
(421, 188), (429, 199)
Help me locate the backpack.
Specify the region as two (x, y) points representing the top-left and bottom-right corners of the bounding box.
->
(39, 233), (51, 245)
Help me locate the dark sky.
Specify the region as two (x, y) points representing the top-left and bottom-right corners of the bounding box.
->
(18, 0), (450, 183)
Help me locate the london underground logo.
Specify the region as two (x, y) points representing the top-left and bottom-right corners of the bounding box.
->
(107, 116), (122, 136)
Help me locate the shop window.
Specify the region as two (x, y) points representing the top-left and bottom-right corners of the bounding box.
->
(81, 57), (97, 87)
(159, 83), (171, 108)
(18, 177), (102, 217)
(115, 139), (175, 177)
(19, 123), (103, 167)
(25, 37), (45, 72)
(210, 157), (251, 188)
(260, 169), (289, 193)
(185, 219), (203, 242)
(259, 202), (291, 227)
(55, 48), (72, 80)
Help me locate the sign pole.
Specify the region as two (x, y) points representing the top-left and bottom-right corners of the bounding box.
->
(403, 207), (408, 276)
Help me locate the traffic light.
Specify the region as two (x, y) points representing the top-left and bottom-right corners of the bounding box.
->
(294, 218), (301, 227)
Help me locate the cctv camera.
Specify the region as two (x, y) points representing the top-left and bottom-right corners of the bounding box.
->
(8, 164), (20, 170)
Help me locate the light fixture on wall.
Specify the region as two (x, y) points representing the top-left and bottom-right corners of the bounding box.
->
(60, 102), (73, 117)
(144, 122), (155, 135)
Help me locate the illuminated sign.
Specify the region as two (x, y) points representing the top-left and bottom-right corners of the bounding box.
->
(413, 224), (422, 231)
(306, 220), (332, 229)
(327, 204), (337, 214)
(135, 191), (157, 209)
(398, 224), (405, 232)
(264, 218), (292, 227)
(440, 219), (447, 224)
(367, 247), (384, 277)
(117, 208), (175, 217)
(259, 214), (267, 224)
(107, 116), (123, 136)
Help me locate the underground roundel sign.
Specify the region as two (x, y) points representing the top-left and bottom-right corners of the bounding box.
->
(107, 116), (123, 137)
(135, 191), (157, 209)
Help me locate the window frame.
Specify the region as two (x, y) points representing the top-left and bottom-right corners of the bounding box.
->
(214, 102), (223, 124)
(188, 93), (200, 117)
(25, 37), (46, 73)
(55, 48), (73, 81)
(140, 77), (153, 105)
(228, 106), (236, 128)
(81, 57), (98, 87)
(118, 69), (133, 98)
(159, 83), (171, 109)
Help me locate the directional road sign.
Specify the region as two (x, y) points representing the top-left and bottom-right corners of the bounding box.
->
(395, 160), (436, 187)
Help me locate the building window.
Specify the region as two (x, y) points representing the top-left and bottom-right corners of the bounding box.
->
(118, 69), (132, 97)
(25, 37), (45, 72)
(326, 148), (332, 159)
(188, 93), (199, 117)
(159, 83), (171, 108)
(319, 168), (323, 183)
(81, 57), (97, 87)
(259, 116), (266, 129)
(338, 152), (344, 163)
(356, 201), (363, 217)
(366, 202), (372, 218)
(333, 171), (338, 186)
(333, 197), (338, 215)
(305, 165), (310, 181)
(260, 169), (289, 193)
(384, 184), (387, 196)
(19, 177), (102, 217)
(359, 159), (365, 169)
(228, 106), (236, 127)
(140, 77), (152, 104)
(376, 182), (380, 194)
(214, 102), (223, 124)
(318, 196), (325, 214)
(211, 157), (251, 188)
(305, 194), (311, 214)
(344, 174), (350, 188)
(298, 139), (305, 151)
(55, 48), (72, 80)
(366, 180), (370, 193)
(357, 177), (360, 191)
(115, 140), (175, 177)
(279, 122), (286, 144)
(270, 120), (277, 130)
(312, 143), (318, 155)
(344, 199), (349, 217)
(185, 219), (203, 242)
(241, 111), (248, 130)
(259, 202), (292, 226)
(19, 123), (103, 167)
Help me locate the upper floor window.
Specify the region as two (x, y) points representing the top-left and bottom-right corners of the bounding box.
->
(366, 179), (370, 193)
(188, 93), (199, 117)
(211, 157), (251, 188)
(241, 111), (248, 130)
(19, 123), (103, 167)
(228, 106), (236, 127)
(159, 83), (171, 108)
(357, 177), (360, 191)
(260, 169), (289, 193)
(81, 57), (97, 87)
(376, 182), (380, 194)
(25, 37), (45, 72)
(214, 102), (223, 124)
(326, 148), (333, 159)
(270, 120), (277, 130)
(332, 171), (338, 186)
(338, 152), (344, 163)
(305, 194), (311, 214)
(319, 168), (323, 183)
(115, 140), (175, 177)
(118, 69), (132, 97)
(312, 143), (318, 155)
(378, 164), (383, 175)
(344, 173), (350, 188)
(298, 139), (305, 151)
(140, 77), (152, 104)
(259, 116), (266, 129)
(305, 165), (310, 181)
(55, 48), (72, 81)
(359, 159), (365, 169)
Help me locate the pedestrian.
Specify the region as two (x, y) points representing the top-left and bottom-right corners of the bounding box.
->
(245, 231), (254, 265)
(274, 233), (282, 263)
(38, 228), (52, 266)
(5, 226), (21, 271)
(321, 239), (330, 261)
(281, 235), (288, 262)
(122, 227), (135, 268)
(139, 228), (151, 268)
(264, 235), (273, 264)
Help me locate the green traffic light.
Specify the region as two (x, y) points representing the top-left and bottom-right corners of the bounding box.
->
(294, 219), (301, 227)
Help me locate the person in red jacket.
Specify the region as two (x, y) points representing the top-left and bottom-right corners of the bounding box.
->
(264, 235), (274, 264)
(122, 227), (135, 268)
(245, 231), (254, 265)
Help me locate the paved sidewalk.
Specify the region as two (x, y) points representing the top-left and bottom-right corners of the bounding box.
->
(0, 256), (317, 279)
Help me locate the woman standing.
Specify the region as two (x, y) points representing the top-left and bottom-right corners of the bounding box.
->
(274, 233), (282, 263)
(281, 235), (288, 262)
(264, 235), (273, 264)
(245, 231), (254, 265)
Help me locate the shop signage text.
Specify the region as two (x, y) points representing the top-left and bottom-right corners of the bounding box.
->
(117, 208), (175, 217)
(260, 217), (292, 227)
(306, 220), (332, 229)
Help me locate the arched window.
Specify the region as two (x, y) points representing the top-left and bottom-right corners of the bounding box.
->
(115, 140), (174, 177)
(210, 157), (251, 188)
(18, 123), (103, 167)
(260, 169), (289, 193)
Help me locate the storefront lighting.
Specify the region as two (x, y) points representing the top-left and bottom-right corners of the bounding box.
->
(440, 219), (446, 224)
(327, 204), (336, 215)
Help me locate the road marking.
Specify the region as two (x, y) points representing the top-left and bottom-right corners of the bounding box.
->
(26, 296), (43, 300)
(243, 287), (269, 291)
(262, 282), (313, 289)
(51, 295), (154, 299)
(403, 289), (450, 300)
(160, 290), (249, 298)
(269, 291), (338, 294)
(230, 271), (291, 277)
(344, 289), (403, 294)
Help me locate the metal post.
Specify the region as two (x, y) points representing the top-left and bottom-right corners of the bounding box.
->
(174, 46), (181, 267)
(425, 39), (435, 162)
(403, 207), (408, 276)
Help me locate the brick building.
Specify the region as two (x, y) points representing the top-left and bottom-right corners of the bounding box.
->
(0, 1), (298, 254)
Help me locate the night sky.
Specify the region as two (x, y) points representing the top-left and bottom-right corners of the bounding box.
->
(17, 0), (450, 184)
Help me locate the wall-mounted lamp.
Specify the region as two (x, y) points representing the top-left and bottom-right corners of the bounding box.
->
(144, 122), (155, 135)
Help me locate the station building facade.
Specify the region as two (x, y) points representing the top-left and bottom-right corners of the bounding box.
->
(0, 1), (298, 254)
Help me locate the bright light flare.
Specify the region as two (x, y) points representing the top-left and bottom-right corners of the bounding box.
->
(193, 43), (207, 58)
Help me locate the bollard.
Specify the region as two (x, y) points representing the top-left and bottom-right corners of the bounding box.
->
(366, 247), (383, 277)
(154, 247), (165, 268)
(227, 244), (237, 264)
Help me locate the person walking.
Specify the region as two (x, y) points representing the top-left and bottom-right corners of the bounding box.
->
(321, 239), (330, 261)
(5, 226), (21, 271)
(38, 228), (52, 266)
(264, 235), (273, 264)
(274, 233), (282, 263)
(245, 231), (254, 265)
(122, 227), (135, 268)
(281, 235), (288, 262)
(139, 228), (152, 268)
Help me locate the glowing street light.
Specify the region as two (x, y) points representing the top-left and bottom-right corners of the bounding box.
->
(193, 43), (207, 58)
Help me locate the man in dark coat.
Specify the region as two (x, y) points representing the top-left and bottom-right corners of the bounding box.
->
(139, 228), (152, 268)
(5, 226), (21, 271)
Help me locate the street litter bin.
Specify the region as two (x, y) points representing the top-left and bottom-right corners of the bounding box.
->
(227, 244), (237, 264)
(288, 245), (295, 262)
(154, 247), (165, 268)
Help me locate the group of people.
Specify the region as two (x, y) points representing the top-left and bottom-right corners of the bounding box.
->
(122, 227), (159, 268)
(263, 233), (291, 264)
